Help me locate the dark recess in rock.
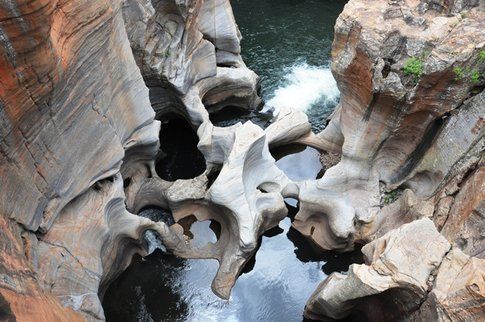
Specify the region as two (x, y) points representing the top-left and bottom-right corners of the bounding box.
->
(155, 115), (206, 181)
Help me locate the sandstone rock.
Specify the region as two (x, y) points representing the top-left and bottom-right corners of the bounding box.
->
(0, 0), (161, 319)
(1, 0), (306, 315)
(1, 0), (484, 320)
(440, 166), (485, 258)
(295, 0), (485, 251)
(125, 121), (297, 299)
(304, 218), (485, 321)
(411, 247), (485, 321)
(0, 216), (84, 321)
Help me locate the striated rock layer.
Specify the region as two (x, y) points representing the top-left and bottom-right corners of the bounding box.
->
(0, 0), (278, 319)
(1, 0), (484, 321)
(0, 0), (314, 319)
(293, 0), (484, 254)
(301, 0), (485, 320)
(0, 0), (159, 320)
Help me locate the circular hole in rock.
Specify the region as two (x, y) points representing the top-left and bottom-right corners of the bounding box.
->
(155, 115), (206, 181)
(177, 215), (220, 248)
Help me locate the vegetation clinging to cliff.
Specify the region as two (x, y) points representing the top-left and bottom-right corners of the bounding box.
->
(403, 57), (424, 83)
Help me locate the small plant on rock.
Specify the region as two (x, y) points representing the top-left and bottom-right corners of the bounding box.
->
(479, 50), (485, 63)
(403, 57), (424, 84)
(382, 190), (399, 205)
(453, 65), (483, 85)
(453, 67), (464, 80)
(470, 70), (482, 84)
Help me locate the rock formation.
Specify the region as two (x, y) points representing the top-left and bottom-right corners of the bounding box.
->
(0, 0), (159, 319)
(304, 219), (485, 321)
(0, 0), (483, 321)
(293, 0), (484, 254)
(0, 0), (312, 319)
(299, 0), (485, 320)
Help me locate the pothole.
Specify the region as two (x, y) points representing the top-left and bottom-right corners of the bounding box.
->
(272, 145), (323, 181)
(209, 106), (272, 128)
(155, 115), (206, 181)
(177, 215), (220, 248)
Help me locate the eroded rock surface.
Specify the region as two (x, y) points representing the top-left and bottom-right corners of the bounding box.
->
(304, 219), (485, 321)
(1, 0), (484, 321)
(0, 0), (161, 319)
(0, 0), (315, 319)
(293, 0), (485, 255)
(298, 1), (484, 320)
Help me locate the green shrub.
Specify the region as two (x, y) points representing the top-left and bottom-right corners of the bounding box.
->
(453, 67), (464, 80)
(479, 50), (485, 63)
(471, 70), (481, 84)
(383, 190), (399, 205)
(403, 57), (424, 83)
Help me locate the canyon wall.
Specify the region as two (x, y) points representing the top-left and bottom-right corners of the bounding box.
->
(0, 0), (158, 320)
(0, 0), (483, 321)
(0, 0), (267, 320)
(301, 0), (484, 320)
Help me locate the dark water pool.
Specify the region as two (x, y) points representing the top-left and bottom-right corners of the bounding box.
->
(155, 117), (206, 181)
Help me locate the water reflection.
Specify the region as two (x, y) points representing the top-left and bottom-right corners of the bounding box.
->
(209, 107), (272, 129)
(104, 217), (329, 322)
(274, 145), (323, 182)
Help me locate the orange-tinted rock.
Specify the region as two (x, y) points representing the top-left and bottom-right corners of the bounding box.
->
(0, 0), (157, 319)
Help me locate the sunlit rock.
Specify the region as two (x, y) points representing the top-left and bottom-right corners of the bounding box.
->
(294, 0), (485, 252)
(304, 219), (485, 321)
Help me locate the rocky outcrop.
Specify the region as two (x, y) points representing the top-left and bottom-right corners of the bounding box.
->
(0, 0), (161, 319)
(0, 0), (313, 319)
(298, 1), (485, 320)
(293, 0), (484, 255)
(304, 219), (485, 321)
(1, 0), (483, 321)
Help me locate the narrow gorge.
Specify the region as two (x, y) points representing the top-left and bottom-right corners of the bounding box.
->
(0, 0), (483, 321)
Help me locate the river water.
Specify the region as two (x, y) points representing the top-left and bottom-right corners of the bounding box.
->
(103, 1), (351, 321)
(232, 0), (343, 132)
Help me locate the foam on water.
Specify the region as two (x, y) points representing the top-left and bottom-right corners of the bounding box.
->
(264, 62), (339, 114)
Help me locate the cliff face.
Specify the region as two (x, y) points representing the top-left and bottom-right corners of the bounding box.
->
(294, 0), (484, 253)
(300, 0), (484, 320)
(0, 0), (264, 320)
(0, 0), (158, 320)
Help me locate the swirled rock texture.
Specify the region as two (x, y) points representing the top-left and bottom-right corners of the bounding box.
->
(0, 0), (307, 319)
(300, 0), (485, 320)
(1, 0), (484, 320)
(294, 0), (485, 255)
(0, 0), (161, 320)
(0, 0), (273, 319)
